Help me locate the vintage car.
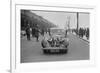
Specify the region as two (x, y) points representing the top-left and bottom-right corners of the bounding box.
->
(41, 28), (69, 54)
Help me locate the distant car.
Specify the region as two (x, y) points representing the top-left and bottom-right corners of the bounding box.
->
(41, 27), (69, 54)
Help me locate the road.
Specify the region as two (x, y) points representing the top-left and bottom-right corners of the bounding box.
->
(21, 33), (89, 63)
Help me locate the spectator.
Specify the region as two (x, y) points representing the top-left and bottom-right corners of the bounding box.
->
(86, 28), (89, 40)
(34, 24), (40, 42)
(41, 29), (45, 36)
(26, 24), (31, 40)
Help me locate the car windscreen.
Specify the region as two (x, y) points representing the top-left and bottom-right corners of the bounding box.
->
(50, 28), (65, 35)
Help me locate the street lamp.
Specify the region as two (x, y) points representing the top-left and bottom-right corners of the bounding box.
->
(76, 12), (79, 35)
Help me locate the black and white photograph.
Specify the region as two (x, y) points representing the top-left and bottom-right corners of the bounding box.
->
(0, 0), (99, 73)
(21, 9), (90, 63)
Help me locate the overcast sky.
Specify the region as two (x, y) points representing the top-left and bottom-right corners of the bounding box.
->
(31, 10), (89, 29)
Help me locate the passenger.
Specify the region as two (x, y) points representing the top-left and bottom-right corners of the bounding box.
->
(51, 38), (55, 47)
(55, 37), (60, 47)
(47, 36), (53, 47)
(41, 37), (47, 48)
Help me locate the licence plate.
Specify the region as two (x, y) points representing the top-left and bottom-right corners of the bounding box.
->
(51, 49), (59, 52)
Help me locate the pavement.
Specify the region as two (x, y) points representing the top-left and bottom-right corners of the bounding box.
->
(72, 32), (89, 43)
(21, 33), (89, 63)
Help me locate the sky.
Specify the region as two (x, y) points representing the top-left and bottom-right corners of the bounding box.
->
(31, 10), (89, 29)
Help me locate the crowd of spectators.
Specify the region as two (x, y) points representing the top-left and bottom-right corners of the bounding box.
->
(72, 27), (89, 40)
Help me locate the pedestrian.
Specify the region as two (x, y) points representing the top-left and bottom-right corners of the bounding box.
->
(34, 24), (39, 42)
(79, 28), (81, 37)
(32, 26), (35, 38)
(81, 28), (84, 38)
(41, 29), (45, 36)
(26, 24), (31, 40)
(86, 28), (89, 39)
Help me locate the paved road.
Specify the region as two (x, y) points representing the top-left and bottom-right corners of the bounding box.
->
(21, 33), (89, 63)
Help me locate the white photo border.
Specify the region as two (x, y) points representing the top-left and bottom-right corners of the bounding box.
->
(11, 3), (96, 73)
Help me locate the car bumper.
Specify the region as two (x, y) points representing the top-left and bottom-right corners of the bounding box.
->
(42, 47), (68, 54)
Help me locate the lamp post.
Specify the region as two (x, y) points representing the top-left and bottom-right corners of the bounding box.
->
(76, 12), (79, 35)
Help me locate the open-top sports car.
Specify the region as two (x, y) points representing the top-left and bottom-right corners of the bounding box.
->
(41, 28), (69, 54)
